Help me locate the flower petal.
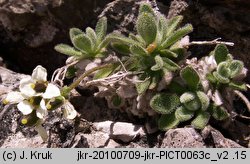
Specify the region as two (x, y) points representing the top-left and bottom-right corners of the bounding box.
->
(36, 99), (48, 119)
(43, 83), (61, 99)
(62, 101), (77, 119)
(4, 91), (24, 104)
(19, 77), (36, 97)
(32, 65), (47, 82)
(17, 101), (33, 115)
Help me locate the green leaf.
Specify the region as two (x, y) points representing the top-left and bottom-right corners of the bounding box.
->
(175, 106), (194, 122)
(151, 55), (164, 71)
(214, 44), (229, 64)
(95, 17), (107, 43)
(228, 82), (247, 91)
(72, 34), (93, 53)
(196, 91), (210, 111)
(93, 65), (116, 79)
(130, 44), (148, 56)
(162, 57), (180, 71)
(180, 92), (201, 111)
(159, 49), (178, 58)
(180, 66), (200, 90)
(180, 92), (196, 103)
(108, 33), (138, 45)
(136, 78), (151, 95)
(86, 27), (97, 47)
(98, 36), (112, 51)
(111, 42), (130, 55)
(111, 95), (123, 107)
(229, 60), (244, 78)
(206, 73), (217, 83)
(210, 105), (229, 121)
(136, 12), (157, 45)
(158, 113), (180, 131)
(150, 93), (180, 114)
(65, 66), (77, 79)
(191, 111), (210, 129)
(213, 72), (230, 84)
(168, 81), (186, 95)
(217, 62), (231, 78)
(149, 73), (160, 89)
(129, 33), (146, 46)
(165, 15), (183, 38)
(157, 14), (168, 43)
(160, 24), (193, 49)
(54, 44), (83, 57)
(69, 28), (83, 42)
(139, 3), (154, 15)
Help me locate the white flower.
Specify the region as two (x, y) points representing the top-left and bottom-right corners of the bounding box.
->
(62, 101), (77, 119)
(4, 65), (77, 121)
(43, 83), (61, 99)
(19, 65), (47, 97)
(4, 65), (61, 119)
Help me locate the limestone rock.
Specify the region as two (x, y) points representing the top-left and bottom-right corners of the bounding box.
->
(161, 128), (206, 148)
(94, 121), (145, 143)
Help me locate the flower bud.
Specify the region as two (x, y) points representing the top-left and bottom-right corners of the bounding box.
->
(46, 96), (65, 111)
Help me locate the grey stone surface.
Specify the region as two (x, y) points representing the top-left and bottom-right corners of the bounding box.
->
(161, 128), (206, 148)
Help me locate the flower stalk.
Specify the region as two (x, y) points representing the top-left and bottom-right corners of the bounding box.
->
(64, 63), (114, 94)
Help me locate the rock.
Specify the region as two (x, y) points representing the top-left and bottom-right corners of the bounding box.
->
(73, 132), (110, 148)
(94, 121), (145, 143)
(201, 126), (244, 148)
(99, 0), (159, 34)
(161, 128), (206, 148)
(0, 0), (113, 75)
(1, 132), (47, 148)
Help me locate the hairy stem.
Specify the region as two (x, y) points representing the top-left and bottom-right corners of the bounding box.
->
(67, 63), (114, 92)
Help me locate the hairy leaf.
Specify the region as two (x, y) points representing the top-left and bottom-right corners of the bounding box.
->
(54, 44), (83, 57)
(158, 113), (180, 131)
(136, 78), (151, 95)
(130, 44), (148, 56)
(93, 64), (116, 79)
(136, 12), (157, 45)
(196, 91), (210, 111)
(228, 82), (247, 91)
(139, 3), (155, 15)
(111, 42), (130, 55)
(191, 111), (210, 129)
(175, 106), (194, 122)
(214, 44), (229, 64)
(217, 62), (231, 78)
(72, 34), (93, 53)
(180, 66), (200, 90)
(213, 72), (230, 84)
(162, 57), (180, 71)
(165, 15), (183, 38)
(159, 49), (178, 58)
(151, 55), (164, 71)
(69, 28), (83, 42)
(86, 27), (97, 47)
(229, 60), (244, 78)
(160, 24), (193, 49)
(95, 17), (107, 43)
(211, 105), (229, 121)
(180, 92), (196, 103)
(150, 93), (180, 114)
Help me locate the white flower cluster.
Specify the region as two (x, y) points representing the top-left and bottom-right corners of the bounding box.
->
(4, 65), (77, 125)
